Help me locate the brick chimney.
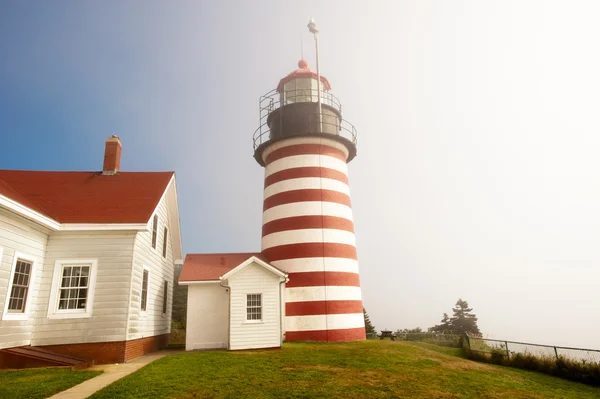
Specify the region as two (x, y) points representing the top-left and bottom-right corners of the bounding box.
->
(102, 135), (122, 175)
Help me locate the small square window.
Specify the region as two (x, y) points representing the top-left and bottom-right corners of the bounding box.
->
(246, 294), (262, 321)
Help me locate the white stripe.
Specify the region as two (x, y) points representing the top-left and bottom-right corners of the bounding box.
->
(285, 286), (363, 303)
(261, 136), (350, 162)
(264, 177), (350, 199)
(265, 154), (348, 177)
(285, 313), (365, 332)
(272, 258), (359, 274)
(263, 202), (354, 224)
(262, 229), (356, 250)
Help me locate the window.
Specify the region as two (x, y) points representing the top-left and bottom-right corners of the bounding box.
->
(47, 259), (98, 319)
(3, 252), (36, 321)
(151, 215), (158, 249)
(141, 269), (149, 312)
(162, 227), (168, 258)
(57, 265), (90, 310)
(246, 294), (262, 321)
(7, 259), (33, 313)
(162, 281), (168, 314)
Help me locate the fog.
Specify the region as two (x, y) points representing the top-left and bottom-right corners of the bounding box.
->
(1, 1), (599, 348)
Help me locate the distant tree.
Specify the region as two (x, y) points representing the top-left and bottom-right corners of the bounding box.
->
(171, 264), (188, 329)
(429, 313), (452, 333)
(363, 308), (376, 335)
(429, 299), (481, 336)
(450, 299), (481, 336)
(395, 327), (423, 335)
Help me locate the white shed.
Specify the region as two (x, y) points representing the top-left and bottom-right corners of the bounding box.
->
(180, 253), (287, 351)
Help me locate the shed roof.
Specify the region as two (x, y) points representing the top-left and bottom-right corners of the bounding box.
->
(180, 252), (284, 282)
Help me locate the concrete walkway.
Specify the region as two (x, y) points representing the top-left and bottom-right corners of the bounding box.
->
(48, 350), (180, 399)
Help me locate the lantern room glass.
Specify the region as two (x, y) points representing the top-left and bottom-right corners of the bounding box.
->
(281, 78), (332, 107)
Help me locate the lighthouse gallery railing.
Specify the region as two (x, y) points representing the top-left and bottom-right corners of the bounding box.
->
(253, 89), (358, 152)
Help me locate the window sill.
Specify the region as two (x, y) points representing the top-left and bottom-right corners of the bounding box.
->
(2, 313), (29, 321)
(47, 312), (92, 320)
(243, 320), (264, 325)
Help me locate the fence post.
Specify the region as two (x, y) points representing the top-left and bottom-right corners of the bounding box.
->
(505, 341), (510, 361)
(554, 346), (559, 360)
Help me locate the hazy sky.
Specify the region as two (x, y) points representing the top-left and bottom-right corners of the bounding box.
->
(1, 1), (599, 349)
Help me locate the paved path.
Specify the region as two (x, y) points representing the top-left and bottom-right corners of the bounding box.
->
(48, 350), (180, 399)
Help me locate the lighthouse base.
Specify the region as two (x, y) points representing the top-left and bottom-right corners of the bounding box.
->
(286, 327), (366, 343)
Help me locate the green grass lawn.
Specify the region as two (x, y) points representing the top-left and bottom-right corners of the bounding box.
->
(90, 341), (600, 399)
(0, 367), (101, 399)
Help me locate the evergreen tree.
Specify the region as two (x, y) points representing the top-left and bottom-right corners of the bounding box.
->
(450, 298), (481, 336)
(428, 299), (481, 336)
(363, 307), (376, 335)
(429, 313), (452, 333)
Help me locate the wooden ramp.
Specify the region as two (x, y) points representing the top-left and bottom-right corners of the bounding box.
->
(0, 346), (93, 369)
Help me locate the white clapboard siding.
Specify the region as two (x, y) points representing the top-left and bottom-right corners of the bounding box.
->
(127, 188), (175, 341)
(30, 230), (136, 346)
(186, 283), (229, 350)
(228, 262), (282, 350)
(0, 209), (49, 349)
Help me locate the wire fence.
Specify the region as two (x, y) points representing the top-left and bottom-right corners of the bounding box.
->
(467, 336), (600, 364)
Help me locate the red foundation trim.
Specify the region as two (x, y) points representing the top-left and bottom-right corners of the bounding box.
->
(286, 271), (361, 288)
(262, 243), (358, 262)
(263, 189), (351, 211)
(285, 327), (366, 342)
(286, 300), (364, 316)
(264, 167), (349, 188)
(262, 215), (355, 236)
(265, 144), (347, 165)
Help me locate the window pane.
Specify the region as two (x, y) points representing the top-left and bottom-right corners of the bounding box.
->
(8, 259), (33, 312)
(152, 215), (158, 249)
(162, 227), (168, 258)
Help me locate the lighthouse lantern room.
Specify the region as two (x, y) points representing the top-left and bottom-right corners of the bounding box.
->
(253, 53), (366, 342)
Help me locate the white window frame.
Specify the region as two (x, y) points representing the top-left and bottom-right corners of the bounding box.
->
(47, 259), (98, 319)
(245, 293), (263, 323)
(140, 265), (150, 315)
(3, 250), (37, 321)
(151, 215), (158, 250)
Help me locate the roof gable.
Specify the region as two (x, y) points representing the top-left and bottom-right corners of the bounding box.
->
(221, 256), (287, 280)
(0, 170), (174, 224)
(179, 252), (286, 283)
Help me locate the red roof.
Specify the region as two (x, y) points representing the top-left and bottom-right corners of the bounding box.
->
(276, 59), (332, 92)
(0, 170), (174, 224)
(180, 252), (273, 282)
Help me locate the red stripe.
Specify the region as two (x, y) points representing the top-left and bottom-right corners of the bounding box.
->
(265, 144), (347, 166)
(262, 215), (354, 237)
(286, 300), (364, 316)
(285, 327), (366, 342)
(262, 243), (358, 262)
(264, 167), (349, 188)
(263, 189), (351, 211)
(286, 272), (361, 288)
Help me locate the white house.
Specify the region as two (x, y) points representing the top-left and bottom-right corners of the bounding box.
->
(0, 136), (182, 367)
(179, 253), (287, 351)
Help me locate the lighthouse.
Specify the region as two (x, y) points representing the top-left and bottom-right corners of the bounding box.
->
(253, 35), (365, 341)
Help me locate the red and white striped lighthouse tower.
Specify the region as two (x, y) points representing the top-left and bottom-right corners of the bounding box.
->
(253, 34), (365, 341)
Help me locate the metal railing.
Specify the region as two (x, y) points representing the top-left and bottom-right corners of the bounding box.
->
(253, 112), (357, 152)
(253, 88), (356, 152)
(467, 336), (600, 364)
